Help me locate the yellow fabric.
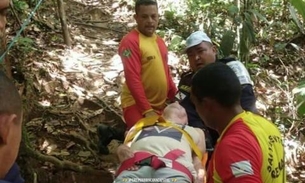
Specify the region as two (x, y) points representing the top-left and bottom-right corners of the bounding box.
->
(216, 111), (286, 183)
(212, 156), (223, 183)
(241, 112), (285, 182)
(124, 116), (203, 160)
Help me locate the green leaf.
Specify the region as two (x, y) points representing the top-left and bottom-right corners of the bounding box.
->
(292, 81), (305, 95)
(18, 37), (34, 44)
(293, 81), (305, 116)
(169, 34), (183, 51)
(14, 1), (29, 11)
(239, 35), (249, 56)
(243, 21), (256, 43)
(156, 30), (166, 38)
(228, 5), (239, 16)
(242, 12), (256, 43)
(274, 43), (287, 51)
(164, 10), (175, 20)
(246, 63), (259, 69)
(289, 5), (305, 34)
(219, 30), (236, 57)
(248, 9), (269, 23)
(298, 103), (305, 116)
(290, 0), (305, 21)
(263, 55), (270, 61)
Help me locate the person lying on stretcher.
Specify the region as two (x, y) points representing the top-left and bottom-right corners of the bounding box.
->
(113, 102), (206, 183)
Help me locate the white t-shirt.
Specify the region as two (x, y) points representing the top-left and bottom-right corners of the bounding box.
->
(226, 60), (253, 85)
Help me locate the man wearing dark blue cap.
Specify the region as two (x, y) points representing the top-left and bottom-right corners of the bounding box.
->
(178, 31), (257, 163)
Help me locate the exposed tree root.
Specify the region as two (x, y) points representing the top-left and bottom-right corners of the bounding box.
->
(57, 131), (98, 161)
(24, 144), (111, 175)
(93, 95), (124, 124)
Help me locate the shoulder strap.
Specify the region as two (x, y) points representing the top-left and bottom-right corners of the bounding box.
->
(124, 115), (160, 144)
(124, 116), (203, 160)
(155, 120), (203, 160)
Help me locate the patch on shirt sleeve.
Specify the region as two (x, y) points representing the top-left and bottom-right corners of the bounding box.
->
(230, 160), (254, 178)
(122, 49), (131, 58)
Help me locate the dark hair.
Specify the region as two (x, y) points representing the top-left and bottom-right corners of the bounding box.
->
(0, 71), (22, 122)
(191, 62), (241, 107)
(135, 0), (158, 14)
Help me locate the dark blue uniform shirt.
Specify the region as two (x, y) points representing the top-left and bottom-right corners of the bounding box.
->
(178, 57), (257, 151)
(0, 163), (24, 183)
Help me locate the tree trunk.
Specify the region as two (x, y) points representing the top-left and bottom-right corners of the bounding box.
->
(57, 0), (72, 47)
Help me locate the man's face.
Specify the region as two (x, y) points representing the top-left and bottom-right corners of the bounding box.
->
(190, 92), (216, 130)
(134, 5), (159, 37)
(0, 0), (9, 33)
(186, 42), (217, 72)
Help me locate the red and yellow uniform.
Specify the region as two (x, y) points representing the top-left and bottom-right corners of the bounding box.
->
(207, 111), (285, 183)
(119, 29), (177, 129)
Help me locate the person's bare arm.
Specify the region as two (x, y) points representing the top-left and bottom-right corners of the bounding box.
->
(117, 126), (136, 162)
(193, 128), (206, 183)
(116, 142), (133, 162)
(193, 156), (205, 183)
(116, 127), (140, 171)
(116, 142), (139, 171)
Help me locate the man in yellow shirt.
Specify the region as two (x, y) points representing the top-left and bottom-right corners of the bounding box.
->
(98, 0), (177, 154)
(119, 0), (177, 129)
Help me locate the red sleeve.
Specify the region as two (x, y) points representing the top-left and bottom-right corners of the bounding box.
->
(119, 35), (152, 114)
(214, 132), (263, 183)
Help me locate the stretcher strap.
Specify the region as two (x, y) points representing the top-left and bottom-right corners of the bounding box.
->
(115, 149), (194, 182)
(124, 116), (203, 160)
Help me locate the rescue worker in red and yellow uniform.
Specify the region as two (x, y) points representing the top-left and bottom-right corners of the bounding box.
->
(97, 0), (177, 155)
(119, 0), (177, 129)
(191, 62), (286, 183)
